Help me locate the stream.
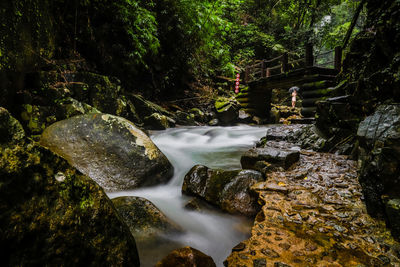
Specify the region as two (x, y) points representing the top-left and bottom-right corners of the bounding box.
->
(108, 125), (269, 266)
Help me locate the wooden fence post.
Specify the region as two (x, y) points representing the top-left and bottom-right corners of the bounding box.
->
(305, 43), (314, 67)
(281, 53), (288, 73)
(334, 46), (342, 72)
(244, 67), (249, 83)
(261, 60), (266, 78)
(266, 68), (271, 77)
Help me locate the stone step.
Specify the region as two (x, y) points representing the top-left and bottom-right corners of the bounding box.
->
(302, 97), (324, 107)
(301, 88), (333, 98)
(301, 80), (336, 90)
(288, 117), (316, 124)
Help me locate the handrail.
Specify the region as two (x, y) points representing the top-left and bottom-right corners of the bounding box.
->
(243, 44), (342, 83)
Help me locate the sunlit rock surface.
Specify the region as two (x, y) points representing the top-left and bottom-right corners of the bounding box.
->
(226, 138), (400, 266)
(40, 113), (173, 191)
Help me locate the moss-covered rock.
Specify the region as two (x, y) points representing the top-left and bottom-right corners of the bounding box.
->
(0, 107), (25, 147)
(40, 113), (174, 191)
(130, 94), (172, 118)
(0, 112), (139, 266)
(20, 104), (57, 136)
(143, 112), (176, 130)
(112, 196), (182, 241)
(214, 97), (239, 125)
(156, 246), (216, 267)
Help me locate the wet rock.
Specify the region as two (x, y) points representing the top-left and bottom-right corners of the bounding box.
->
(253, 258), (267, 267)
(40, 113), (173, 191)
(238, 109), (253, 123)
(261, 248), (279, 258)
(220, 170), (264, 216)
(232, 242), (246, 252)
(0, 133), (139, 265)
(143, 112), (176, 130)
(208, 118), (219, 126)
(241, 147), (300, 171)
(252, 182), (289, 194)
(189, 108), (206, 123)
(112, 196), (182, 240)
(0, 107), (25, 147)
(357, 104), (400, 239)
(173, 110), (196, 126)
(215, 97), (239, 125)
(385, 199), (400, 240)
(182, 165), (263, 216)
(156, 246), (216, 267)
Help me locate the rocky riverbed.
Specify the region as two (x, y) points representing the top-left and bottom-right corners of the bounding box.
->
(225, 135), (400, 266)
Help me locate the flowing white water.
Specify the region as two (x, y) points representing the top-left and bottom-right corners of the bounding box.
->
(108, 125), (268, 266)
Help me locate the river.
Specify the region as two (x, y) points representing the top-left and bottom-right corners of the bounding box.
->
(108, 125), (268, 266)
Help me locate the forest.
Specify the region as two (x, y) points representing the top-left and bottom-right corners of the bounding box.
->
(1, 0), (400, 266)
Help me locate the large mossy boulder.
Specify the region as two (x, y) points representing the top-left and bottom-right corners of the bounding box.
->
(40, 113), (173, 191)
(0, 109), (139, 266)
(357, 104), (400, 240)
(182, 165), (263, 216)
(112, 196), (182, 241)
(156, 246), (216, 267)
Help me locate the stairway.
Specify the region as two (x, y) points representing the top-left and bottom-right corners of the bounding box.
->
(299, 74), (338, 118)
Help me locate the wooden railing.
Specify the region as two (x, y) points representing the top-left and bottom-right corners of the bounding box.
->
(243, 44), (342, 83)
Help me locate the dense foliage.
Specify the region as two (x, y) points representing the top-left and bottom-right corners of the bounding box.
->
(0, 0), (365, 98)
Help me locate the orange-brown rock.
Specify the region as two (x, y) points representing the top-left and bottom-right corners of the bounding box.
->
(156, 246), (216, 267)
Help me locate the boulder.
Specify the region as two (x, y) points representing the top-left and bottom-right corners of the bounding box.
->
(189, 108), (206, 123)
(143, 113), (176, 130)
(40, 113), (173, 191)
(215, 97), (239, 125)
(220, 170), (264, 216)
(112, 196), (182, 240)
(357, 104), (400, 240)
(241, 147), (300, 172)
(182, 165), (263, 216)
(156, 246), (216, 267)
(182, 165), (238, 204)
(385, 199), (400, 240)
(0, 112), (139, 266)
(174, 110), (197, 126)
(238, 109), (252, 124)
